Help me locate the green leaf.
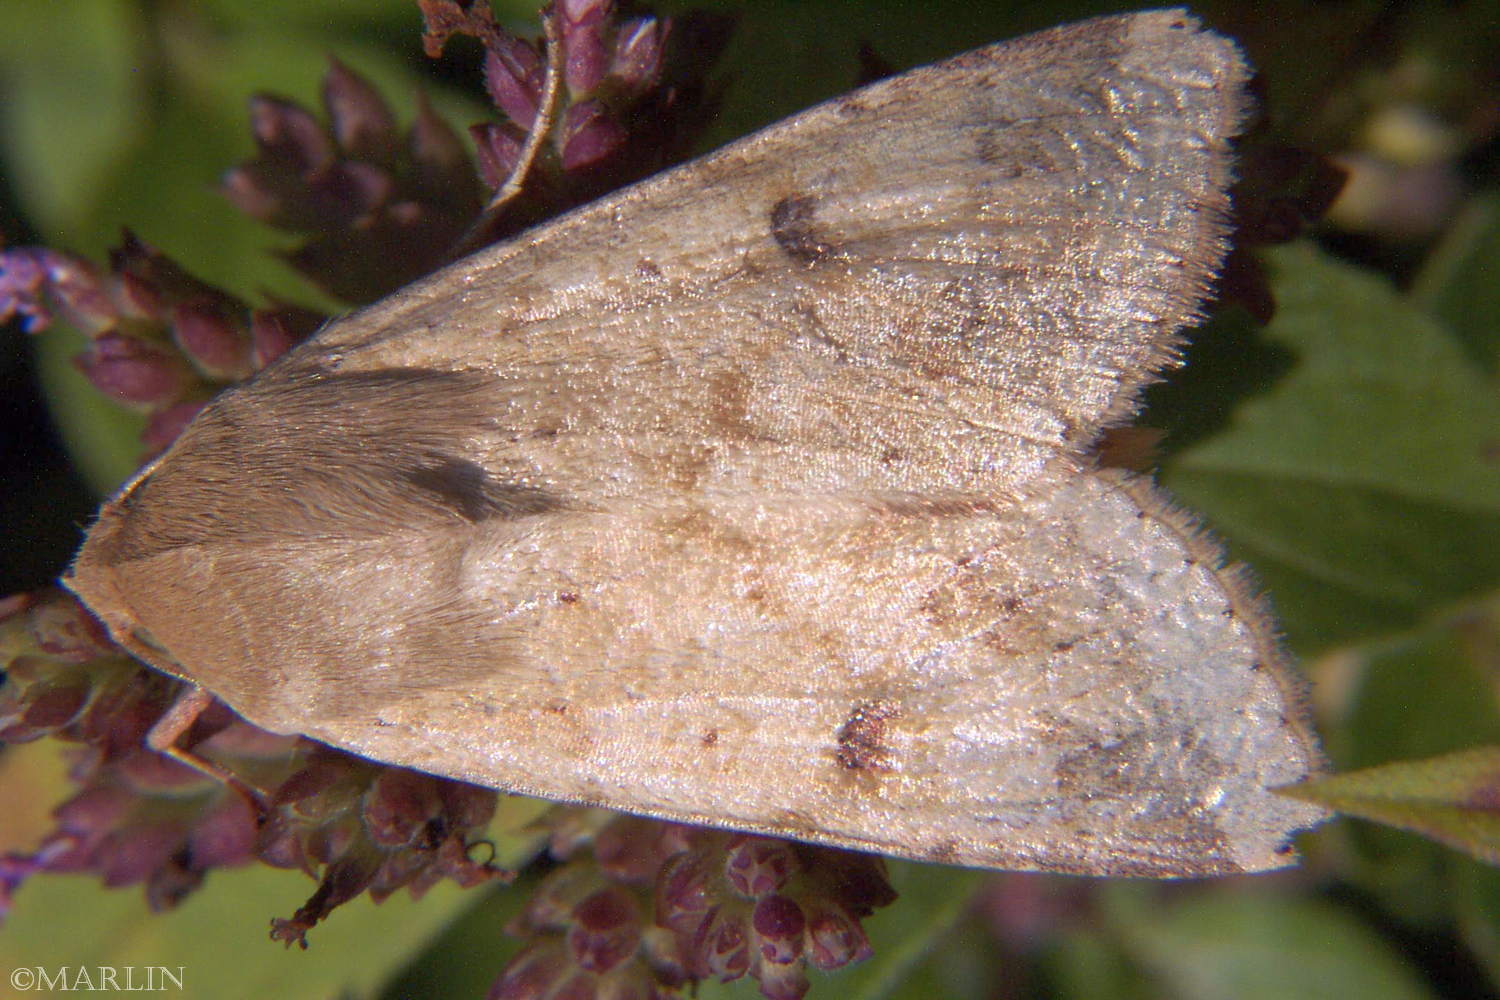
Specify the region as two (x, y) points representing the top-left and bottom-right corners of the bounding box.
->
(1339, 596), (1500, 770)
(377, 877), (531, 999)
(1282, 746), (1500, 866)
(1450, 858), (1500, 987)
(1413, 192), (1500, 374)
(1045, 924), (1159, 1000)
(1107, 886), (1437, 1000)
(0, 0), (147, 236)
(1161, 242), (1500, 653)
(0, 860), (490, 999)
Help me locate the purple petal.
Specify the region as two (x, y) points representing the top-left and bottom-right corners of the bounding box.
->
(323, 57), (398, 161)
(560, 102), (626, 171)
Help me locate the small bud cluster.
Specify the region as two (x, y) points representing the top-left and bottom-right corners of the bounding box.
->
(221, 57), (482, 304)
(0, 236), (322, 456)
(0, 590), (506, 939)
(420, 0), (729, 244)
(489, 814), (897, 1000)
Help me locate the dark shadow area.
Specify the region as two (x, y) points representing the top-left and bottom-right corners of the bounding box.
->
(1138, 306), (1298, 457)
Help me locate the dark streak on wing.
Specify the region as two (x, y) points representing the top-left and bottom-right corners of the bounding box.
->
(769, 194), (837, 264)
(404, 457), (560, 522)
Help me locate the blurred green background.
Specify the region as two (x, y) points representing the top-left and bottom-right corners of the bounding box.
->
(2, 0), (1498, 998)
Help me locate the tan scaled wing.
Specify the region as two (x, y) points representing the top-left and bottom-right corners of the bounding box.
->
(67, 9), (1327, 876)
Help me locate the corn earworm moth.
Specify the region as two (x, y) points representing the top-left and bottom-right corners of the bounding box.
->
(65, 9), (1328, 877)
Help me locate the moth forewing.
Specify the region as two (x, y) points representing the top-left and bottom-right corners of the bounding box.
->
(65, 8), (1328, 877)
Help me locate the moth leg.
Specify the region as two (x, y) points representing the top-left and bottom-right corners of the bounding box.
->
(146, 685), (270, 809)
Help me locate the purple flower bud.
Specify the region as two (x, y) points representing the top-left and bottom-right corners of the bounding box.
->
(756, 958), (811, 1000)
(116, 270), (164, 320)
(254, 811), (307, 871)
(560, 101), (627, 171)
(488, 938), (570, 1000)
(562, 11), (610, 96)
(370, 848), (429, 898)
(308, 160), (395, 226)
(610, 19), (665, 95)
(695, 907), (749, 981)
(568, 887), (641, 972)
(654, 850), (713, 934)
(593, 817), (671, 883)
(813, 850), (898, 914)
(74, 676), (171, 763)
(250, 311), (299, 368)
(471, 123), (524, 189)
(323, 58), (398, 162)
(73, 332), (189, 407)
(141, 401), (206, 455)
(725, 836), (796, 898)
(805, 904), (872, 969)
(751, 895), (805, 964)
(363, 767), (443, 848)
(17, 678), (91, 731)
(53, 785), (134, 839)
(197, 720), (301, 761)
(0, 591), (33, 621)
(117, 746), (213, 793)
(305, 817), (359, 866)
(220, 163), (284, 223)
(484, 44), (542, 130)
(550, 973), (598, 1000)
(524, 862), (607, 931)
(435, 779), (497, 831)
(249, 96), (334, 173)
(0, 248), (57, 331)
(27, 593), (115, 662)
(98, 821), (188, 889)
(29, 830), (95, 876)
(186, 792), (259, 869)
(171, 301), (250, 379)
(0, 248), (113, 334)
(559, 0), (611, 23)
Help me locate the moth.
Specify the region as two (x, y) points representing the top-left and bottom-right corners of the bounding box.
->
(66, 8), (1328, 877)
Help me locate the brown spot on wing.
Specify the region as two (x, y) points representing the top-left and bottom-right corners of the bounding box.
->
(770, 194), (838, 264)
(925, 840), (962, 864)
(836, 699), (900, 771)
